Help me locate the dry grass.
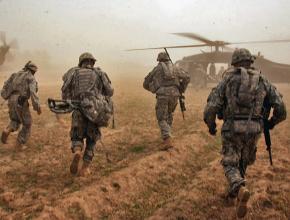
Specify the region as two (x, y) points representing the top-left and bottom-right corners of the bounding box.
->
(0, 81), (289, 219)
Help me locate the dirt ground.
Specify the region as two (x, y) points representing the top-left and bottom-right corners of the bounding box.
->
(0, 80), (289, 220)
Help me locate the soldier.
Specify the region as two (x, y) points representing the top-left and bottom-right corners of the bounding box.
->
(61, 52), (114, 177)
(204, 48), (286, 218)
(209, 62), (216, 79)
(143, 52), (190, 150)
(194, 64), (207, 89)
(1, 61), (41, 148)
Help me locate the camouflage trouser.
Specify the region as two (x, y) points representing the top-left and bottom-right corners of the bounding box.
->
(7, 95), (32, 144)
(70, 110), (101, 162)
(155, 95), (178, 140)
(221, 131), (260, 197)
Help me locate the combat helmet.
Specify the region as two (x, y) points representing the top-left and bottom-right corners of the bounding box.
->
(157, 52), (170, 62)
(231, 48), (255, 65)
(24, 61), (38, 72)
(78, 52), (96, 66)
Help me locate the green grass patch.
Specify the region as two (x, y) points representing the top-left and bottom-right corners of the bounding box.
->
(129, 145), (146, 154)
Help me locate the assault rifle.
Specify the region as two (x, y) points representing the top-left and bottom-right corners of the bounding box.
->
(47, 98), (80, 114)
(164, 48), (186, 120)
(263, 119), (273, 166)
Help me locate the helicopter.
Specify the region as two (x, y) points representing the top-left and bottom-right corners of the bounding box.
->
(0, 31), (18, 66)
(128, 33), (290, 84)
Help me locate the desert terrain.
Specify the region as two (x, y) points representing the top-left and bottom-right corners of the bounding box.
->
(0, 80), (289, 220)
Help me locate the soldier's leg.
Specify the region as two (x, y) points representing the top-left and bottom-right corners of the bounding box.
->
(16, 103), (32, 146)
(167, 96), (178, 127)
(1, 97), (20, 143)
(70, 111), (85, 175)
(156, 96), (170, 140)
(221, 132), (245, 198)
(80, 122), (101, 177)
(236, 134), (260, 218)
(242, 134), (260, 169)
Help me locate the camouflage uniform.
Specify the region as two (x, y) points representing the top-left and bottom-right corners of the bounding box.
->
(62, 53), (113, 166)
(1, 61), (41, 145)
(143, 52), (190, 142)
(204, 49), (287, 199)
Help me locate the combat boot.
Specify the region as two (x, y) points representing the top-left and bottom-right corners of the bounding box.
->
(1, 128), (11, 144)
(159, 137), (174, 151)
(79, 161), (91, 177)
(70, 147), (82, 175)
(236, 186), (250, 218)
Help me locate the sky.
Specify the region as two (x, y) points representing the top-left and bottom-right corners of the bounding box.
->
(1, 0), (290, 80)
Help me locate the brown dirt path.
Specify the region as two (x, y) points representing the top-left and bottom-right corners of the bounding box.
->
(0, 83), (289, 220)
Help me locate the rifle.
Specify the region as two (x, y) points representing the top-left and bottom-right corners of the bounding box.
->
(164, 48), (186, 120)
(263, 119), (273, 166)
(47, 98), (81, 114)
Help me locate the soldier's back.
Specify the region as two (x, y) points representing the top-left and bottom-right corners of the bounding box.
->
(11, 70), (34, 97)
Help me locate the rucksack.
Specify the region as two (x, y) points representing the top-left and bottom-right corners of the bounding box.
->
(80, 93), (113, 127)
(1, 73), (16, 100)
(68, 68), (114, 127)
(226, 67), (264, 134)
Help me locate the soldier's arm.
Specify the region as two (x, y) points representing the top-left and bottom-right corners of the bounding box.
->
(177, 68), (190, 93)
(100, 71), (114, 97)
(203, 76), (228, 129)
(29, 77), (41, 113)
(262, 77), (287, 127)
(61, 68), (76, 100)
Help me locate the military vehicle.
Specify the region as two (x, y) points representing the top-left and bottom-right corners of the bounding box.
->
(128, 33), (290, 84)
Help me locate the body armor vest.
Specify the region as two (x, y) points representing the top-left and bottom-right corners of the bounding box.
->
(150, 62), (180, 92)
(11, 71), (31, 98)
(73, 68), (98, 99)
(159, 62), (180, 88)
(224, 67), (266, 120)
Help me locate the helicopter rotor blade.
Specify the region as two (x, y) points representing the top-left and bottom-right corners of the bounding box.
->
(230, 39), (290, 45)
(172, 32), (214, 45)
(126, 43), (209, 51)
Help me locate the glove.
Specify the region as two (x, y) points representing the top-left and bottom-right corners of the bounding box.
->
(208, 123), (217, 136)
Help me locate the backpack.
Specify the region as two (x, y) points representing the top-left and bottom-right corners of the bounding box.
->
(80, 93), (113, 127)
(1, 73), (16, 100)
(226, 67), (264, 134)
(70, 68), (113, 127)
(145, 62), (180, 94)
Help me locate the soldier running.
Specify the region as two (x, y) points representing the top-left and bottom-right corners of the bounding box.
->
(143, 52), (190, 150)
(204, 48), (286, 218)
(61, 52), (114, 177)
(1, 61), (41, 148)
